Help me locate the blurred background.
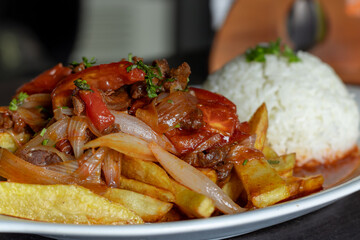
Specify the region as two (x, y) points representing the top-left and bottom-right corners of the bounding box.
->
(0, 0), (360, 103)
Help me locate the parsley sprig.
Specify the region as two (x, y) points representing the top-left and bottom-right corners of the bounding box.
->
(71, 57), (96, 68)
(9, 92), (29, 111)
(245, 39), (300, 63)
(74, 79), (93, 92)
(127, 60), (163, 98)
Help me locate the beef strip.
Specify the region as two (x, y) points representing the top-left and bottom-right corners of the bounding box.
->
(153, 59), (170, 78)
(20, 150), (62, 166)
(102, 86), (131, 111)
(72, 95), (85, 116)
(164, 62), (191, 92)
(179, 108), (203, 130)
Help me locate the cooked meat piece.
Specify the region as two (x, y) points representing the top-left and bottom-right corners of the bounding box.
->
(102, 123), (120, 135)
(131, 82), (148, 99)
(128, 97), (151, 115)
(132, 56), (143, 63)
(2, 113), (13, 129)
(164, 62), (191, 92)
(72, 95), (85, 116)
(215, 162), (233, 184)
(20, 150), (62, 166)
(55, 139), (73, 155)
(179, 108), (203, 130)
(12, 113), (27, 133)
(102, 87), (131, 111)
(72, 62), (86, 73)
(152, 59), (170, 78)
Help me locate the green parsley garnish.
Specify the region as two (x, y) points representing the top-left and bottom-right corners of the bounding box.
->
(40, 128), (47, 137)
(128, 53), (133, 62)
(174, 123), (181, 128)
(167, 99), (174, 104)
(71, 57), (96, 68)
(74, 79), (93, 92)
(127, 60), (163, 98)
(242, 159), (249, 166)
(245, 38), (300, 63)
(267, 160), (280, 165)
(9, 92), (29, 111)
(42, 139), (49, 146)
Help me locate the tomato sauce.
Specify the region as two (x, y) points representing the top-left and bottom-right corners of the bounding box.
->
(294, 147), (360, 189)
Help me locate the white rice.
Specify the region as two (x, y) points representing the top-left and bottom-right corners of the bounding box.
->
(204, 51), (359, 166)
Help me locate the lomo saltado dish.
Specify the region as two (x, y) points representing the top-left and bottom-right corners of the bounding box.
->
(0, 52), (327, 224)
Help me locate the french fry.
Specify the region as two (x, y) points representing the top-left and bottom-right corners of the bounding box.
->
(103, 188), (173, 222)
(84, 133), (156, 161)
(222, 171), (244, 202)
(0, 182), (143, 224)
(262, 146), (279, 160)
(171, 179), (215, 218)
(268, 153), (296, 177)
(121, 156), (173, 193)
(0, 132), (30, 153)
(119, 177), (175, 202)
(234, 158), (290, 208)
(249, 103), (268, 151)
(286, 175), (324, 197)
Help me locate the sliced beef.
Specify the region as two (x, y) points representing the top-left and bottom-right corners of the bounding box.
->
(72, 95), (85, 116)
(164, 62), (191, 92)
(153, 59), (170, 78)
(179, 108), (203, 130)
(20, 150), (62, 166)
(130, 82), (148, 99)
(102, 87), (131, 111)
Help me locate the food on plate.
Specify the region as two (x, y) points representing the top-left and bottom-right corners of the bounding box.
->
(204, 40), (359, 167)
(0, 54), (324, 224)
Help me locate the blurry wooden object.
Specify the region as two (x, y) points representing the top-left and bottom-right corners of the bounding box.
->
(209, 0), (360, 84)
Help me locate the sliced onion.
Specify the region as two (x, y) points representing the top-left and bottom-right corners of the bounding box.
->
(149, 142), (245, 214)
(16, 107), (48, 132)
(44, 160), (79, 175)
(72, 147), (106, 183)
(193, 134), (222, 153)
(102, 148), (122, 187)
(111, 110), (177, 154)
(84, 133), (156, 161)
(21, 93), (51, 109)
(0, 148), (80, 185)
(53, 107), (74, 120)
(68, 116), (89, 158)
(135, 101), (159, 132)
(86, 117), (103, 137)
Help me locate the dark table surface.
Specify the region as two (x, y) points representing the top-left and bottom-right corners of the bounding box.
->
(0, 75), (359, 240)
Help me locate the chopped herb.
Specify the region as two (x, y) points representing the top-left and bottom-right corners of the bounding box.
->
(174, 123), (181, 128)
(167, 99), (174, 104)
(42, 139), (49, 146)
(165, 78), (175, 82)
(57, 106), (69, 109)
(74, 79), (93, 92)
(245, 38), (301, 63)
(128, 53), (133, 62)
(242, 159), (249, 166)
(267, 160), (280, 165)
(8, 92), (28, 111)
(127, 60), (163, 98)
(40, 128), (47, 137)
(71, 57), (96, 68)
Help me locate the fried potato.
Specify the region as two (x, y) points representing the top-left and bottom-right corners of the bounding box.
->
(249, 103), (268, 151)
(197, 168), (217, 183)
(104, 188), (173, 222)
(0, 182), (143, 224)
(234, 158), (290, 208)
(286, 175), (324, 197)
(0, 132), (17, 152)
(119, 177), (175, 202)
(83, 133), (156, 161)
(121, 156), (173, 193)
(171, 179), (215, 218)
(222, 171), (244, 201)
(156, 208), (184, 222)
(268, 153), (296, 177)
(262, 146), (279, 160)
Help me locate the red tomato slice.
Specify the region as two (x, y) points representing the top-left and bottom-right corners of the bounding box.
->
(78, 88), (115, 132)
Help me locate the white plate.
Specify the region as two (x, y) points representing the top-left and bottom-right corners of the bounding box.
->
(0, 85), (360, 240)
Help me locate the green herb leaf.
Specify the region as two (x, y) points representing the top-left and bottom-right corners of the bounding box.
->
(74, 79), (93, 91)
(245, 38), (300, 63)
(71, 57), (96, 68)
(40, 128), (47, 137)
(128, 53), (133, 62)
(167, 99), (174, 104)
(42, 139), (49, 146)
(267, 159), (280, 165)
(174, 123), (181, 128)
(9, 92), (28, 111)
(242, 159), (249, 166)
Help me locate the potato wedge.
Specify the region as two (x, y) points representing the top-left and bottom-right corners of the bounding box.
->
(286, 175), (324, 197)
(222, 171), (244, 202)
(0, 182), (143, 224)
(262, 146), (279, 160)
(235, 158), (290, 208)
(268, 153), (296, 177)
(84, 133), (156, 161)
(121, 156), (173, 193)
(104, 188), (173, 222)
(0, 132), (30, 153)
(119, 177), (175, 202)
(249, 103), (268, 151)
(171, 179), (215, 218)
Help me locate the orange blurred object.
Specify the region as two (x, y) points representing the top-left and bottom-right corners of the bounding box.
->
(209, 0), (360, 84)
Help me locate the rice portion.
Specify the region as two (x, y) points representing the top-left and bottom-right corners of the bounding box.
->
(204, 51), (359, 166)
